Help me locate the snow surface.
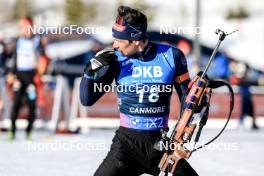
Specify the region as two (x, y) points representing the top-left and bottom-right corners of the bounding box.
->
(0, 128), (264, 176)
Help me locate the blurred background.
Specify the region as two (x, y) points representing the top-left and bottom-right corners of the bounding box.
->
(0, 0), (263, 130)
(0, 0), (264, 175)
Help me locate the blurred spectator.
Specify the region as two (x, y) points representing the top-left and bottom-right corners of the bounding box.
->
(210, 52), (230, 79)
(0, 38), (9, 119)
(7, 17), (48, 140)
(230, 62), (259, 130)
(177, 40), (195, 77)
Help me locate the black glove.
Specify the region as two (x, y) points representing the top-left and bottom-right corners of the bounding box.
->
(84, 48), (117, 75)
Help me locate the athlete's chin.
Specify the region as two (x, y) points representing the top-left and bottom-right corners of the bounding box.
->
(119, 50), (135, 57)
(119, 50), (129, 56)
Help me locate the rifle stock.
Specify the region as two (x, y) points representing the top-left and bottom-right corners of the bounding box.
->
(158, 76), (211, 174)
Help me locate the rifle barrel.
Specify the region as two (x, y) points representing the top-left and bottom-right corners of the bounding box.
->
(201, 39), (222, 78)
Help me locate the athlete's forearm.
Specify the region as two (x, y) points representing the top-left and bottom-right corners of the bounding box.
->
(80, 76), (103, 106)
(80, 64), (118, 106)
(174, 79), (190, 101)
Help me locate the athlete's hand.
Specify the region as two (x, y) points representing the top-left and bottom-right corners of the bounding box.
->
(84, 48), (117, 75)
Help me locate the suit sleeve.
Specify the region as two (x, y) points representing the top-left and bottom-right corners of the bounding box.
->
(79, 62), (119, 106)
(172, 47), (190, 100)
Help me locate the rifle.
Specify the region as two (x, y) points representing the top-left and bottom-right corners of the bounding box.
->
(156, 29), (237, 176)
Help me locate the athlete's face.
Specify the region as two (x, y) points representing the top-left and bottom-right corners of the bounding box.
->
(113, 38), (138, 56)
